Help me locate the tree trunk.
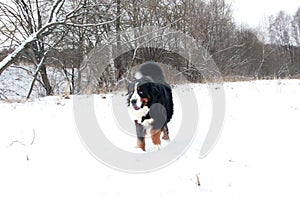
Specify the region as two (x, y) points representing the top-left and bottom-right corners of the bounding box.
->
(40, 66), (53, 95)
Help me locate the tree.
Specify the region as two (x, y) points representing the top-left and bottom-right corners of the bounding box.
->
(292, 8), (300, 45)
(0, 0), (120, 97)
(268, 11), (297, 78)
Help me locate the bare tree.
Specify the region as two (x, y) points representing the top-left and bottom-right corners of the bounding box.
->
(0, 0), (120, 97)
(268, 11), (296, 78)
(292, 7), (300, 45)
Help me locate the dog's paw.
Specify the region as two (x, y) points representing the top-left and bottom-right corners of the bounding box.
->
(153, 144), (161, 151)
(133, 146), (146, 153)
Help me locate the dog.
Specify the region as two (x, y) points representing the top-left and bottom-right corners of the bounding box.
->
(127, 62), (174, 151)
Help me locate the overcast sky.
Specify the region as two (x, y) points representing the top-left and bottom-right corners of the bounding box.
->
(226, 0), (300, 27)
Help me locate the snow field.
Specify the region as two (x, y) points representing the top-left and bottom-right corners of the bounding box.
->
(0, 79), (300, 196)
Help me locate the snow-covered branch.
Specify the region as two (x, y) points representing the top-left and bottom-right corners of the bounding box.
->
(64, 15), (122, 27)
(0, 32), (38, 74)
(0, 0), (121, 75)
(0, 22), (55, 74)
(48, 0), (65, 23)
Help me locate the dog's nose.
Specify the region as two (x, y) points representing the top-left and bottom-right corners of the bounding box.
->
(131, 99), (137, 105)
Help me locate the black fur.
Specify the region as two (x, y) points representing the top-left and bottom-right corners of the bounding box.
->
(127, 62), (174, 148)
(137, 81), (173, 126)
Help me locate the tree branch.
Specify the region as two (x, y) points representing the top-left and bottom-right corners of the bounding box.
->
(0, 1), (122, 75)
(48, 0), (65, 23)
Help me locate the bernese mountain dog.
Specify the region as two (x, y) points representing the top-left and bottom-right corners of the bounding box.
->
(127, 62), (174, 151)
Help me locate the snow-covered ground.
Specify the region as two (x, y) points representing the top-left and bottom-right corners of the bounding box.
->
(0, 79), (300, 197)
(0, 65), (69, 100)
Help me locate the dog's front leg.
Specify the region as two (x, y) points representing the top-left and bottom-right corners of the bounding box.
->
(135, 121), (146, 151)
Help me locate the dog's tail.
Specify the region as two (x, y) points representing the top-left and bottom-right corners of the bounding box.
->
(135, 62), (169, 86)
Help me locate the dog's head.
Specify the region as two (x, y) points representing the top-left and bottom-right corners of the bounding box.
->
(127, 77), (156, 110)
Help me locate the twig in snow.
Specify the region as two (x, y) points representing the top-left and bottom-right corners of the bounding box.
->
(9, 129), (36, 147)
(30, 129), (36, 145)
(9, 140), (26, 147)
(196, 174), (201, 186)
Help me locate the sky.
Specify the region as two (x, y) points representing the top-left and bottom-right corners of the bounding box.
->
(1, 0), (298, 28)
(226, 0), (300, 27)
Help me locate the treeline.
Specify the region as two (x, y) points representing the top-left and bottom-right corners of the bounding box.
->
(0, 0), (299, 97)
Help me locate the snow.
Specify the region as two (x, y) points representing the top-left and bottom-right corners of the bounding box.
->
(0, 65), (69, 99)
(0, 79), (300, 196)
